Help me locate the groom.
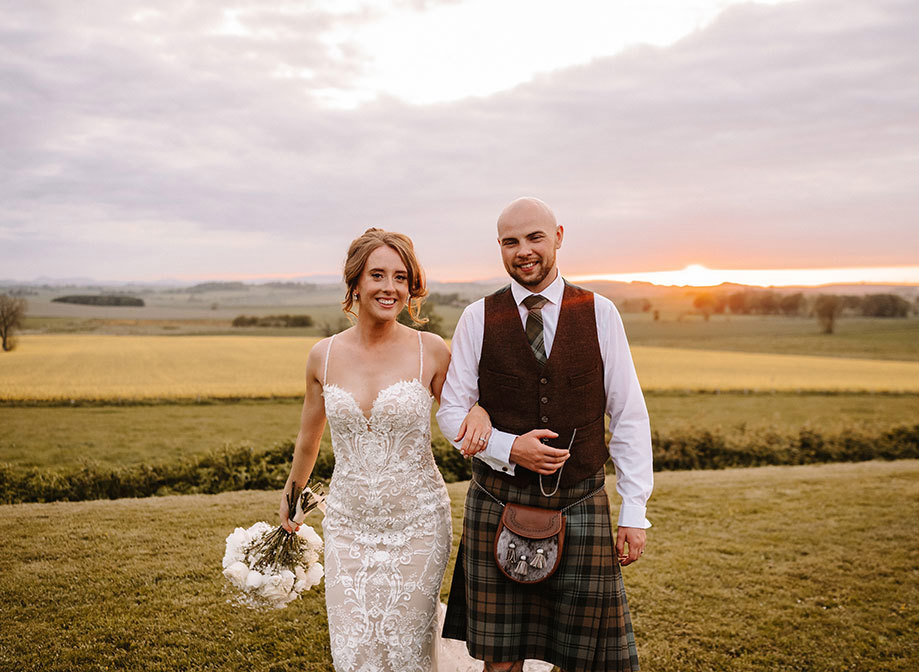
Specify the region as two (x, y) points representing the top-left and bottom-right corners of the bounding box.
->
(437, 197), (653, 672)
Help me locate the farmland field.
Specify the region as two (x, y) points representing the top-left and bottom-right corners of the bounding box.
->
(1, 460), (916, 672)
(4, 334), (919, 401)
(2, 394), (918, 470)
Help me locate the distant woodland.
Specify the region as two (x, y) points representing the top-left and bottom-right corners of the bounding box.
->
(52, 295), (145, 307)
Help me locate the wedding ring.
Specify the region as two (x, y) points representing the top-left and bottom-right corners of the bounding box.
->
(477, 437), (486, 444)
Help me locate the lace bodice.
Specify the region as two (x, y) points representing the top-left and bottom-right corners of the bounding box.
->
(322, 378), (449, 527)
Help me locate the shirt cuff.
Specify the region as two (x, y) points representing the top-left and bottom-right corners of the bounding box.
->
(475, 429), (516, 475)
(617, 504), (651, 529)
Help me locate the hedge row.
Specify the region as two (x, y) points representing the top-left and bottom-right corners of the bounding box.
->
(2, 425), (917, 505)
(651, 424), (919, 471)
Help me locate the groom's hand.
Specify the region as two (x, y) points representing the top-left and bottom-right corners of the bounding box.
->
(616, 527), (646, 566)
(509, 429), (568, 474)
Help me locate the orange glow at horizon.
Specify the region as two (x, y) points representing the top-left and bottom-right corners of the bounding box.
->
(569, 264), (919, 288)
(167, 264), (919, 287)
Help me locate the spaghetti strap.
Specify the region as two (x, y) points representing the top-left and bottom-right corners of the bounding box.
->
(323, 334), (336, 386)
(417, 330), (423, 380)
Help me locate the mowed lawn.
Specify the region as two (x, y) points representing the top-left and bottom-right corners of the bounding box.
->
(0, 460), (916, 672)
(4, 334), (919, 401)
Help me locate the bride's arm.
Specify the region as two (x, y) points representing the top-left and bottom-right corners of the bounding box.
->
(279, 340), (328, 532)
(425, 331), (452, 405)
(425, 331), (491, 458)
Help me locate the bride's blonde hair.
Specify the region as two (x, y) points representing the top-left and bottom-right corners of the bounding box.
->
(342, 228), (428, 325)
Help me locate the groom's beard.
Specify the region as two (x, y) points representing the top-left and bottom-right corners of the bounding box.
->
(507, 253), (556, 289)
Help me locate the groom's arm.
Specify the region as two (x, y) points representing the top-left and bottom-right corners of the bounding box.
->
(436, 300), (519, 474)
(596, 295), (653, 529)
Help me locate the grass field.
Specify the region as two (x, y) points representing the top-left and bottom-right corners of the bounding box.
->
(4, 334), (919, 401)
(1, 460), (916, 671)
(2, 394), (918, 470)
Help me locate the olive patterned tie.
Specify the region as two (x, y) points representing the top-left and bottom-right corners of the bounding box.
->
(522, 294), (549, 366)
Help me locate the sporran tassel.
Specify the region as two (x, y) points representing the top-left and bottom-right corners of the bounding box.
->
(530, 548), (546, 569)
(514, 557), (529, 575)
(505, 542), (517, 564)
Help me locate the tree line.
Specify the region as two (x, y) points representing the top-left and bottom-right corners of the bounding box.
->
(232, 314), (315, 328)
(692, 290), (914, 319)
(52, 295), (145, 307)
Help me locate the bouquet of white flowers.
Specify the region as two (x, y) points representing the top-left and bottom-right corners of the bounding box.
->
(222, 482), (326, 609)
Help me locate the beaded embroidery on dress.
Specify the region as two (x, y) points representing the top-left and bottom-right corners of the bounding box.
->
(321, 332), (454, 672)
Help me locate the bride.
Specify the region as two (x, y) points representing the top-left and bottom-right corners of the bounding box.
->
(279, 228), (490, 672)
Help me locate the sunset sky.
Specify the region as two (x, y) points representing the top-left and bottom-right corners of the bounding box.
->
(2, 0), (917, 287)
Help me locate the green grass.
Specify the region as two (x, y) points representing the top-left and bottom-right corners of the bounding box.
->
(621, 314), (919, 361)
(0, 400), (312, 469)
(646, 392), (919, 432)
(0, 460), (916, 671)
(3, 395), (918, 470)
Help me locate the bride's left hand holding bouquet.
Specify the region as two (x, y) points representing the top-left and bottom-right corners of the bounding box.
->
(222, 482), (326, 609)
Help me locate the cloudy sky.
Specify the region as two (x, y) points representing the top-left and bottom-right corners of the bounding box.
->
(2, 0), (917, 285)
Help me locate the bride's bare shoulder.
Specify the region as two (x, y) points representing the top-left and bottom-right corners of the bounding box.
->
(419, 331), (450, 370)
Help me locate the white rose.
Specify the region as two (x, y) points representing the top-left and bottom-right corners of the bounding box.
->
(245, 570), (265, 590)
(222, 528), (249, 567)
(304, 562), (324, 588)
(223, 561), (250, 588)
(279, 569), (295, 593)
(295, 565), (307, 582)
(297, 525), (323, 549)
(259, 573), (290, 605)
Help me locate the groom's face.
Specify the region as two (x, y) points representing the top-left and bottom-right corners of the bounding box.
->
(497, 210), (563, 291)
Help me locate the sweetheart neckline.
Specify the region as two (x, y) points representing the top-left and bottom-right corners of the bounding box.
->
(322, 379), (431, 424)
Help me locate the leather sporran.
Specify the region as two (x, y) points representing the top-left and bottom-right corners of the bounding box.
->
(495, 502), (565, 583)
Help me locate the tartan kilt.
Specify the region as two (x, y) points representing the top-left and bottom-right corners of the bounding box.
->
(443, 461), (639, 672)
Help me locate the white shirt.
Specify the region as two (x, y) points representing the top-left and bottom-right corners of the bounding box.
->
(436, 271), (654, 528)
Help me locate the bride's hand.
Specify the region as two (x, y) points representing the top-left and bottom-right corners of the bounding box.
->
(456, 405), (492, 458)
(279, 490), (299, 533)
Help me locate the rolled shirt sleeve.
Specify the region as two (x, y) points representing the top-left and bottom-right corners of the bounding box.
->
(595, 295), (654, 529)
(436, 300), (518, 474)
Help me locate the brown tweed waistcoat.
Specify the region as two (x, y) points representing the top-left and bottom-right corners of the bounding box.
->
(478, 281), (608, 488)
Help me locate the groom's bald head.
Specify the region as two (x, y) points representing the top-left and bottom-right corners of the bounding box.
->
(496, 197), (557, 234)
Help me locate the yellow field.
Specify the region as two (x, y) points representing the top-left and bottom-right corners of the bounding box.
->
(631, 345), (919, 392)
(2, 334), (919, 400)
(0, 334), (320, 400)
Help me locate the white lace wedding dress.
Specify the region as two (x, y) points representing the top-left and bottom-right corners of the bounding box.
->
(320, 332), (552, 672)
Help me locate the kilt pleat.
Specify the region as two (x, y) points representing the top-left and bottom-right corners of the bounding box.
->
(442, 461), (639, 672)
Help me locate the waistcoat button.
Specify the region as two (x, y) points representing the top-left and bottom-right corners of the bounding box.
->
(540, 396), (548, 404)
(540, 377), (548, 384)
(541, 415), (549, 423)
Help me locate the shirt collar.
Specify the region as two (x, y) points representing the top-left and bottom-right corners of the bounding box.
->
(510, 269), (565, 307)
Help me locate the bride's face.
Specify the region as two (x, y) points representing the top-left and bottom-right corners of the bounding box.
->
(355, 245), (409, 322)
